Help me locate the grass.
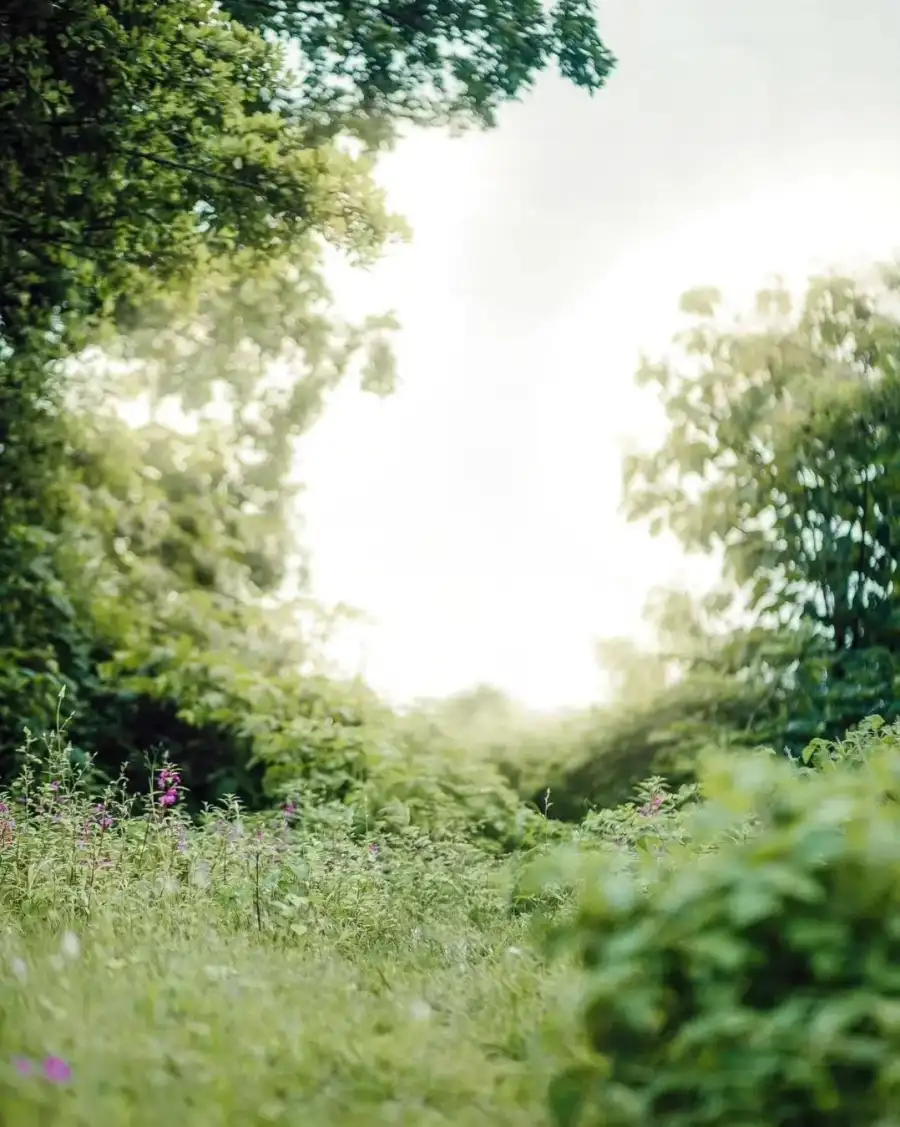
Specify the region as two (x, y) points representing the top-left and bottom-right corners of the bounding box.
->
(0, 745), (579, 1125)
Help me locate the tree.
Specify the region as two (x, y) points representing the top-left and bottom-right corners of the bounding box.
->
(0, 0), (616, 802)
(0, 0), (399, 690)
(223, 0), (616, 131)
(0, 253), (399, 792)
(623, 266), (900, 749)
(0, 0), (614, 356)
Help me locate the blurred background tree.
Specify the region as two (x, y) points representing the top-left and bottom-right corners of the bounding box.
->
(539, 266), (900, 816)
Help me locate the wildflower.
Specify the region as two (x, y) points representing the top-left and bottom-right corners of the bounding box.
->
(157, 768), (180, 809)
(94, 803), (114, 831)
(43, 1056), (72, 1084)
(49, 780), (60, 793)
(368, 843), (379, 858)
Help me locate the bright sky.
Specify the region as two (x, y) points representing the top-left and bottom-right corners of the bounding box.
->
(299, 0), (900, 711)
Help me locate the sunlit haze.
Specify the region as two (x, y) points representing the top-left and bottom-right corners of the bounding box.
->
(300, 0), (900, 711)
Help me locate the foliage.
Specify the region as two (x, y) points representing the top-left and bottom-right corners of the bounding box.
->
(0, 0), (398, 789)
(528, 607), (809, 818)
(367, 708), (540, 851)
(1, 0), (614, 353)
(0, 0), (397, 360)
(624, 266), (900, 752)
(545, 721), (900, 1127)
(536, 266), (900, 825)
(0, 0), (617, 815)
(223, 0), (616, 133)
(0, 251), (399, 791)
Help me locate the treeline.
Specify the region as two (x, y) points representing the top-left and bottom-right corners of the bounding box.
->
(0, 0), (613, 839)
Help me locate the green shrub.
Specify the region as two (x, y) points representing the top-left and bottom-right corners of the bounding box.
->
(547, 727), (900, 1127)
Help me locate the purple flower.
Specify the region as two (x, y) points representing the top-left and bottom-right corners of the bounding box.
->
(43, 1056), (72, 1084)
(159, 790), (177, 808)
(12, 1056), (32, 1077)
(368, 843), (379, 857)
(94, 804), (114, 830)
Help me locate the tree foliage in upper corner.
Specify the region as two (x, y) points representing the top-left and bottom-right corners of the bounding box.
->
(0, 0), (399, 358)
(223, 0), (616, 132)
(0, 0), (614, 357)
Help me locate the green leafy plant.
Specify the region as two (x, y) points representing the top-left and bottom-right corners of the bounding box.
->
(547, 726), (900, 1127)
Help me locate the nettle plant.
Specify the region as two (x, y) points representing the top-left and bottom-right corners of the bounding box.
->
(546, 740), (900, 1127)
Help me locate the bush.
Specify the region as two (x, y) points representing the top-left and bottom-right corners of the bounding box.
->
(547, 723), (900, 1127)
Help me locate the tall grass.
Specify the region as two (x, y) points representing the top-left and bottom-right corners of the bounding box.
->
(0, 730), (578, 1126)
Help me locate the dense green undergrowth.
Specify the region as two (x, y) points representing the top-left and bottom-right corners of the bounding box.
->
(6, 716), (900, 1124)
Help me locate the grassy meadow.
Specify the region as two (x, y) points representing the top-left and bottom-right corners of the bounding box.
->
(0, 740), (579, 1126)
(6, 717), (900, 1126)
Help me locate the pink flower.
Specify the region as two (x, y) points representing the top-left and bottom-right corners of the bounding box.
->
(43, 1056), (72, 1084)
(12, 1056), (32, 1076)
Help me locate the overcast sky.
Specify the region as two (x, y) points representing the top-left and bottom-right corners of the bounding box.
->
(298, 0), (900, 711)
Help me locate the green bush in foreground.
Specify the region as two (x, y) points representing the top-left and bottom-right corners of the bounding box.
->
(549, 721), (900, 1127)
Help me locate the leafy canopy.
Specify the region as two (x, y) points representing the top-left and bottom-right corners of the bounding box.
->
(623, 266), (900, 746)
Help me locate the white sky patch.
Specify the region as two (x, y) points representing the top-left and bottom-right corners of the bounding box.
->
(300, 63), (900, 711)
